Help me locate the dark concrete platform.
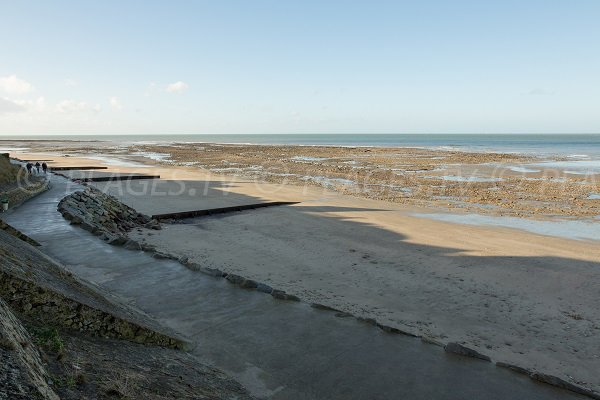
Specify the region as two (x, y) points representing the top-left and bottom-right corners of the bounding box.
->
(50, 166), (108, 171)
(152, 201), (299, 220)
(55, 170), (160, 182)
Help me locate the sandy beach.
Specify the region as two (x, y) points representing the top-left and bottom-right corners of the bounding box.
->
(3, 144), (600, 394)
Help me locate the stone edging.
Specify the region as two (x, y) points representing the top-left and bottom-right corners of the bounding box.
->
(1, 179), (49, 210)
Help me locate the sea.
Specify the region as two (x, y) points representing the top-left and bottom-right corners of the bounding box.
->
(1, 133), (600, 156)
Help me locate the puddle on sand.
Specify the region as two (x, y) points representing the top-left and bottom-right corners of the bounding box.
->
(365, 184), (412, 194)
(82, 155), (153, 168)
(423, 175), (503, 183)
(0, 147), (30, 152)
(530, 160), (600, 175)
(290, 156), (330, 162)
(509, 166), (541, 173)
(131, 151), (172, 162)
(301, 175), (355, 187)
(413, 212), (600, 241)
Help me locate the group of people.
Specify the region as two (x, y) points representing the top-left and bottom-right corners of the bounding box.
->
(25, 161), (48, 174)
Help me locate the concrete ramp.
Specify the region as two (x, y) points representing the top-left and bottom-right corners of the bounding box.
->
(50, 166), (108, 171)
(91, 179), (291, 216)
(56, 170), (159, 182)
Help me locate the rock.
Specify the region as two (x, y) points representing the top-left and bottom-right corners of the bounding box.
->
(141, 243), (156, 252)
(239, 279), (258, 289)
(145, 220), (161, 230)
(334, 312), (353, 318)
(184, 262), (201, 271)
(57, 187), (162, 240)
(80, 221), (97, 233)
(357, 316), (377, 326)
(226, 274), (245, 285)
(178, 256), (189, 265)
(285, 294), (301, 302)
(105, 234), (127, 246)
(256, 283), (273, 294)
(444, 342), (491, 362)
(271, 290), (300, 301)
(271, 290), (287, 300)
(123, 240), (142, 251)
(152, 252), (171, 259)
(199, 267), (223, 277)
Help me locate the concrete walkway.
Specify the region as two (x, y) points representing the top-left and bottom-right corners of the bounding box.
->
(3, 174), (584, 400)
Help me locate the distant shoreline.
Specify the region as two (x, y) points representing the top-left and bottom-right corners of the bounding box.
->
(3, 133), (600, 160)
(3, 140), (600, 222)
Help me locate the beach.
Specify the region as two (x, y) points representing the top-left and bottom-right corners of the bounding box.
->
(6, 137), (600, 219)
(2, 139), (600, 394)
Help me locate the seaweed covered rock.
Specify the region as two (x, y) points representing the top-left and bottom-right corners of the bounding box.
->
(58, 187), (160, 245)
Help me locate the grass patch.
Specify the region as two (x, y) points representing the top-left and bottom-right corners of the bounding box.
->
(0, 155), (21, 185)
(101, 371), (147, 400)
(32, 327), (65, 353)
(50, 373), (78, 389)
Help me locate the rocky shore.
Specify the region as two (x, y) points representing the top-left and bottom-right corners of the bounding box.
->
(6, 140), (600, 219)
(58, 186), (160, 246)
(132, 142), (600, 219)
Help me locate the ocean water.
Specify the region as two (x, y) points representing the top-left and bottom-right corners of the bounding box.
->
(2, 133), (600, 158)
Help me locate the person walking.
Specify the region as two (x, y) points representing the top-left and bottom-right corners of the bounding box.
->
(42, 162), (48, 173)
(26, 162), (33, 174)
(35, 162), (41, 174)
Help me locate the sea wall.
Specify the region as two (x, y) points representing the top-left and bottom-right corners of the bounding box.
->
(0, 230), (186, 349)
(0, 219), (40, 246)
(1, 179), (49, 209)
(0, 297), (59, 400)
(0, 272), (182, 348)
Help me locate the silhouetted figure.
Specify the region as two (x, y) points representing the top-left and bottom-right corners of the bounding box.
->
(42, 162), (48, 173)
(26, 163), (33, 174)
(35, 162), (41, 173)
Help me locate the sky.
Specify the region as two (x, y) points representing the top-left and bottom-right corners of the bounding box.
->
(1, 0), (599, 135)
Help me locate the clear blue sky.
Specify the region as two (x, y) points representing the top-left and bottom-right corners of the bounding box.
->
(1, 0), (599, 135)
